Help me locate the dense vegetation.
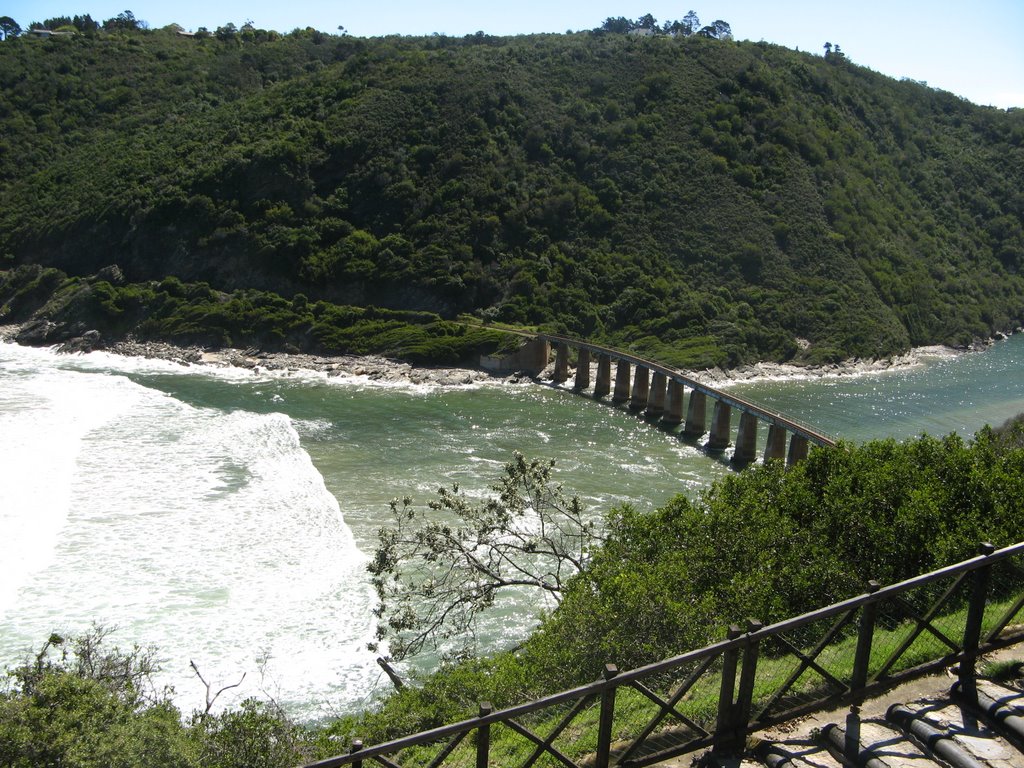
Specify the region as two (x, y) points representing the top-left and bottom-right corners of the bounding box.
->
(0, 627), (313, 767)
(6, 426), (1024, 765)
(0, 264), (514, 362)
(1, 21), (1022, 367)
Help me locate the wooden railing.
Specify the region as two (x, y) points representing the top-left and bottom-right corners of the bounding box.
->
(306, 541), (1024, 768)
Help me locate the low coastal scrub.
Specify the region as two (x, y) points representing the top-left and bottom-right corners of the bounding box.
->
(7, 426), (1021, 766)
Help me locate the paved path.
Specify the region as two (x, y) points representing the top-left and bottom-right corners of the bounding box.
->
(658, 648), (1024, 768)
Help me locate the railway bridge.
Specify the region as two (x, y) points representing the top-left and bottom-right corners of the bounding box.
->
(484, 333), (836, 466)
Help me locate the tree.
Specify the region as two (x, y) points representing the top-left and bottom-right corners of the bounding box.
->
(0, 16), (21, 39)
(823, 41), (832, 55)
(103, 10), (145, 31)
(73, 14), (99, 32)
(216, 22), (238, 40)
(636, 13), (657, 30)
(368, 453), (602, 662)
(682, 10), (700, 35)
(698, 20), (732, 39)
(599, 16), (632, 34)
(39, 15), (72, 29)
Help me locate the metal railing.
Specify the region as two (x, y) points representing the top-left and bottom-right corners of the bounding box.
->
(306, 541), (1024, 768)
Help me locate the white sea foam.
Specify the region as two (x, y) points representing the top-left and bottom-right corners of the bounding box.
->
(0, 365), (141, 614)
(0, 342), (378, 719)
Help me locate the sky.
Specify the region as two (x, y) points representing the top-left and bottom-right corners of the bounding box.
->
(6, 0), (1023, 109)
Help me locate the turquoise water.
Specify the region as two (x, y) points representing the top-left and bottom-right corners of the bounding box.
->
(729, 337), (1024, 443)
(1, 334), (1022, 718)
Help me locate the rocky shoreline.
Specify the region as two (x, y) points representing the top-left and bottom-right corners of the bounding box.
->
(0, 322), (1009, 388)
(0, 324), (526, 387)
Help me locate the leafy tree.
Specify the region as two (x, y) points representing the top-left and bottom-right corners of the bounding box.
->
(599, 16), (632, 34)
(698, 20), (733, 39)
(103, 10), (143, 31)
(216, 22), (238, 40)
(636, 13), (657, 30)
(73, 14), (99, 32)
(682, 10), (701, 35)
(0, 16), (21, 39)
(37, 15), (72, 29)
(368, 452), (603, 662)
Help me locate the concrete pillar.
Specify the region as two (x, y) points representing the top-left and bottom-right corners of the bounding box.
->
(662, 380), (684, 426)
(593, 355), (611, 399)
(645, 372), (667, 418)
(553, 344), (569, 383)
(573, 348), (591, 391)
(684, 390), (707, 438)
(629, 366), (650, 412)
(787, 435), (809, 466)
(764, 425), (787, 462)
(612, 360), (631, 404)
(733, 412), (758, 464)
(708, 400), (732, 451)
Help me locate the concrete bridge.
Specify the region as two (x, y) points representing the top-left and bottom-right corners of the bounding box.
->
(485, 334), (836, 466)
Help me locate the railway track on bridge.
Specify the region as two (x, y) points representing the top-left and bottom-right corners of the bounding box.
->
(537, 333), (837, 450)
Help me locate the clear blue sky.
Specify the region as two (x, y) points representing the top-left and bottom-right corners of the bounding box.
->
(7, 0), (1023, 108)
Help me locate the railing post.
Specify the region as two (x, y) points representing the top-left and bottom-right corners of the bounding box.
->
(960, 542), (995, 695)
(713, 625), (743, 754)
(851, 581), (881, 705)
(595, 664), (619, 768)
(477, 702), (492, 768)
(734, 619), (764, 749)
(349, 739), (363, 768)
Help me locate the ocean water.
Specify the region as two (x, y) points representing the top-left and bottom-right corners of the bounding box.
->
(2, 334), (1023, 719)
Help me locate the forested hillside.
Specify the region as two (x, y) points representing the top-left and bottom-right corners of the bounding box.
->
(1, 23), (1022, 367)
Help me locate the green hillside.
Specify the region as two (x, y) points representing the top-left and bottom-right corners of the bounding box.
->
(1, 24), (1022, 367)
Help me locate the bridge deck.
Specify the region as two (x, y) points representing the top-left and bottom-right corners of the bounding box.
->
(538, 333), (837, 448)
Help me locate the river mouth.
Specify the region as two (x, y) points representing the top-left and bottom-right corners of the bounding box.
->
(1, 335), (1022, 720)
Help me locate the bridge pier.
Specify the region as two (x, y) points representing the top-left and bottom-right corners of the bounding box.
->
(574, 348), (591, 391)
(733, 412), (758, 464)
(593, 354), (611, 399)
(764, 424), (787, 462)
(663, 380), (684, 426)
(708, 400), (732, 451)
(646, 372), (667, 418)
(612, 360), (631, 405)
(787, 435), (809, 466)
(684, 390), (707, 438)
(629, 366), (650, 412)
(553, 344), (569, 383)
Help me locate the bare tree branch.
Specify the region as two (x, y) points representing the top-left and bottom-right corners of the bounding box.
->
(190, 659), (246, 717)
